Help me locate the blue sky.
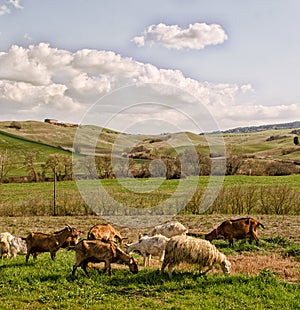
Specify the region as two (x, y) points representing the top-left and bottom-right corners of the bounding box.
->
(0, 0), (300, 133)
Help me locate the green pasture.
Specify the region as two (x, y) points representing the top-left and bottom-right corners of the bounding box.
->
(0, 250), (299, 310)
(0, 175), (300, 216)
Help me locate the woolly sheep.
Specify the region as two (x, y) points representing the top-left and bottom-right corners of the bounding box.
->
(148, 221), (188, 238)
(160, 235), (231, 278)
(125, 234), (170, 267)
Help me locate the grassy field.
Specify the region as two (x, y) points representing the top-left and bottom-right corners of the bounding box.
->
(0, 213), (299, 310)
(0, 250), (299, 310)
(0, 122), (299, 308)
(0, 175), (300, 216)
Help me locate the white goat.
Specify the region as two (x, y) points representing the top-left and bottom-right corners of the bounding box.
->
(148, 221), (188, 238)
(10, 237), (27, 258)
(160, 235), (231, 278)
(0, 233), (27, 259)
(0, 232), (14, 259)
(125, 234), (170, 267)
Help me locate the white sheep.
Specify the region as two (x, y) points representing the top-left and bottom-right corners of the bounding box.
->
(160, 235), (231, 278)
(125, 234), (170, 267)
(148, 221), (188, 238)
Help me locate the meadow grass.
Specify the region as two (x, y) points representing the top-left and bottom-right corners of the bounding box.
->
(0, 251), (299, 310)
(1, 175), (300, 216)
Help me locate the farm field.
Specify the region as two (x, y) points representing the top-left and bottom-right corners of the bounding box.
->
(0, 215), (299, 309)
(0, 121), (300, 308)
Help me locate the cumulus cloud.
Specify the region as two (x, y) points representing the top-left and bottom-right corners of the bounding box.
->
(0, 0), (22, 17)
(132, 23), (228, 50)
(0, 5), (10, 16)
(0, 43), (298, 133)
(7, 0), (23, 10)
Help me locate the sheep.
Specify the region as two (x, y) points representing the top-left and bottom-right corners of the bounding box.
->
(87, 223), (125, 246)
(24, 224), (77, 262)
(160, 235), (231, 278)
(72, 239), (139, 277)
(148, 221), (188, 238)
(125, 234), (170, 267)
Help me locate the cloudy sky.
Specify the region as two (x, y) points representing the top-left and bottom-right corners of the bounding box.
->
(0, 0), (300, 134)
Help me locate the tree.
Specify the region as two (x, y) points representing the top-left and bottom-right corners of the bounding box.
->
(24, 152), (39, 182)
(0, 150), (12, 182)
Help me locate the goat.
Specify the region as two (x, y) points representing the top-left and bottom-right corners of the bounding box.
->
(24, 224), (76, 262)
(125, 234), (169, 267)
(148, 221), (188, 238)
(0, 232), (14, 259)
(54, 226), (81, 248)
(161, 235), (231, 278)
(87, 223), (125, 245)
(10, 237), (27, 258)
(205, 217), (264, 246)
(72, 239), (139, 277)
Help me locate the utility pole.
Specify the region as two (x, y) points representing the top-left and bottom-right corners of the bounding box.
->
(53, 165), (57, 216)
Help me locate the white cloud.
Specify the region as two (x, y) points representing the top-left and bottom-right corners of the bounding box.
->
(0, 5), (10, 16)
(8, 0), (23, 10)
(0, 1), (22, 17)
(0, 43), (298, 133)
(132, 23), (228, 50)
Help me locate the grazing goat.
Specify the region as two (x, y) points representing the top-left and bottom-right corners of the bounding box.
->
(125, 234), (170, 267)
(161, 235), (231, 278)
(0, 233), (27, 259)
(54, 226), (81, 248)
(10, 237), (27, 258)
(205, 217), (264, 246)
(0, 232), (14, 258)
(72, 239), (139, 277)
(148, 221), (188, 238)
(87, 223), (125, 245)
(24, 224), (76, 262)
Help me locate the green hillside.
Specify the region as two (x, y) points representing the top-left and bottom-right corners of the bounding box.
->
(0, 129), (71, 178)
(0, 120), (300, 179)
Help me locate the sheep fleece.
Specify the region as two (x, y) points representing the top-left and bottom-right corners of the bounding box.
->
(162, 235), (230, 272)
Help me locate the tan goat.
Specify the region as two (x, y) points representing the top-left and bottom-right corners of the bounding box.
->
(72, 239), (139, 277)
(87, 224), (125, 245)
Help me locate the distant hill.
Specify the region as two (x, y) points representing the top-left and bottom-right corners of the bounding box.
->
(1, 120), (300, 180)
(218, 121), (300, 134)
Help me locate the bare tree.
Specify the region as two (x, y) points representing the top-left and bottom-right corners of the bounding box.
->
(0, 150), (12, 182)
(24, 152), (39, 182)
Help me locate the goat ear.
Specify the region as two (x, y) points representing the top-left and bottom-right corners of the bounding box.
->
(65, 223), (73, 231)
(138, 233), (142, 240)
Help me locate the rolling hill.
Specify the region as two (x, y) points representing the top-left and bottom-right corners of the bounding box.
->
(0, 120), (300, 179)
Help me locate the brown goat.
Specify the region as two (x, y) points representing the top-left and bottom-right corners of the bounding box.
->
(205, 217), (264, 246)
(24, 224), (76, 262)
(54, 226), (82, 248)
(72, 239), (139, 277)
(87, 224), (125, 245)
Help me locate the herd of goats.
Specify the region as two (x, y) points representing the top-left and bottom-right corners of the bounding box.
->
(0, 217), (265, 278)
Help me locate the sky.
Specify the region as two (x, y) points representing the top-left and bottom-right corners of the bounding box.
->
(0, 0), (300, 134)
